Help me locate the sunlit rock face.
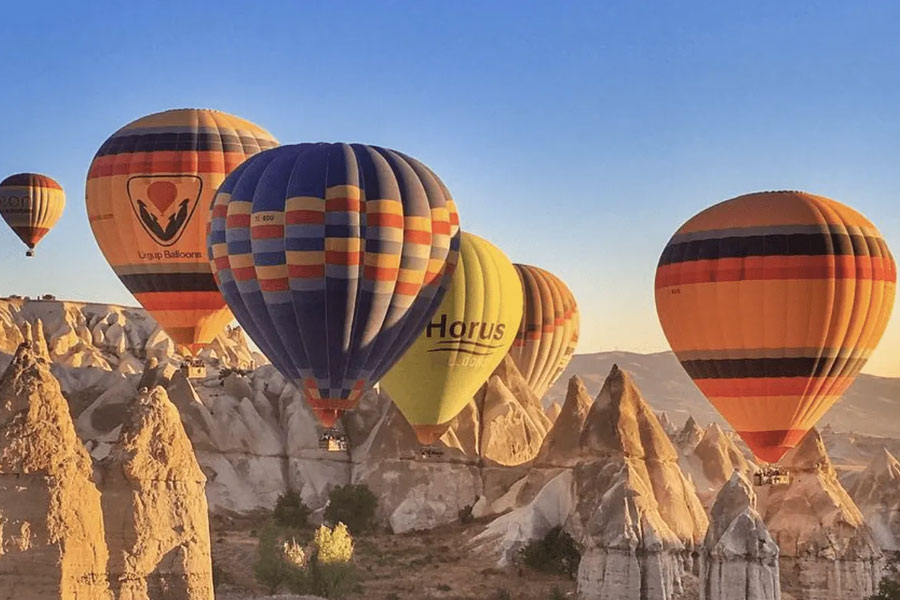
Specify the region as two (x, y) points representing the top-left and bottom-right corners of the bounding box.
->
(680, 423), (757, 508)
(764, 429), (883, 600)
(846, 447), (900, 553)
(0, 344), (112, 599)
(700, 471), (780, 600)
(99, 386), (213, 600)
(474, 365), (708, 600)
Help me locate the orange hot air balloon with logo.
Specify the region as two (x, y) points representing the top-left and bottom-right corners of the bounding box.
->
(85, 109), (278, 354)
(655, 191), (896, 463)
(0, 173), (65, 257)
(508, 264), (579, 400)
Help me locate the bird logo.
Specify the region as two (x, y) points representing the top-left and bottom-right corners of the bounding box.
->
(126, 175), (202, 246)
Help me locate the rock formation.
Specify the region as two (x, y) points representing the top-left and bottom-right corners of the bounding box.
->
(0, 344), (112, 599)
(100, 386), (213, 599)
(681, 423), (755, 507)
(675, 415), (704, 451)
(475, 355), (552, 466)
(476, 365), (709, 600)
(533, 376), (593, 468)
(846, 447), (900, 552)
(764, 428), (883, 600)
(351, 400), (481, 534)
(545, 401), (562, 424)
(700, 471), (780, 600)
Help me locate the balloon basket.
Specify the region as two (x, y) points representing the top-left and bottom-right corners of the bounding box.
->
(753, 466), (791, 487)
(319, 428), (348, 452)
(419, 446), (444, 460)
(25, 249), (34, 258)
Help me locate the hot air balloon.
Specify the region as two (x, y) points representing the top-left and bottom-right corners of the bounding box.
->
(85, 108), (278, 355)
(655, 191), (896, 463)
(208, 143), (461, 429)
(381, 232), (524, 444)
(508, 264), (579, 400)
(0, 173), (65, 257)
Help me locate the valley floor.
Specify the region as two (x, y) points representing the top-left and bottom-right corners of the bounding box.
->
(211, 515), (577, 600)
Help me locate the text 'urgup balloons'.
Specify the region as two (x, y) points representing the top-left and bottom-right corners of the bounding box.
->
(381, 232), (524, 445)
(208, 143), (461, 428)
(509, 264), (579, 401)
(85, 108), (278, 355)
(0, 173), (65, 257)
(655, 191), (897, 463)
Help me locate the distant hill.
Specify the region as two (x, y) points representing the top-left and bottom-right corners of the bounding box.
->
(546, 351), (900, 439)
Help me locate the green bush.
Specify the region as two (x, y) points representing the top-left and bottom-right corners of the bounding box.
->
(324, 484), (378, 534)
(458, 504), (474, 524)
(519, 526), (581, 579)
(273, 489), (311, 529)
(869, 579), (900, 600)
(253, 522), (287, 593)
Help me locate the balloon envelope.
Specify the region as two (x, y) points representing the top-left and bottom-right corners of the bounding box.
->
(85, 108), (278, 354)
(381, 232), (524, 444)
(0, 173), (65, 256)
(508, 264), (579, 400)
(208, 142), (461, 428)
(655, 191), (896, 463)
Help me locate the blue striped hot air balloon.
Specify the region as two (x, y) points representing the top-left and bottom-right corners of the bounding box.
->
(207, 143), (461, 427)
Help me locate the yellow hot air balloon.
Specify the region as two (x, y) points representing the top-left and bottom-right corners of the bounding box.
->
(655, 191), (896, 463)
(381, 232), (524, 444)
(509, 264), (580, 400)
(0, 173), (65, 257)
(85, 108), (278, 354)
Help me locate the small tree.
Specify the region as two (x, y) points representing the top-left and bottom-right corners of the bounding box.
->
(869, 559), (900, 600)
(253, 522), (286, 593)
(309, 522), (357, 598)
(324, 484), (378, 534)
(519, 526), (581, 579)
(273, 489), (311, 529)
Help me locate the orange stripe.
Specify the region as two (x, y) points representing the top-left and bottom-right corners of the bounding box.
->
(286, 210), (325, 224)
(368, 213), (404, 228)
(695, 376), (853, 397)
(289, 264), (325, 278)
(404, 230), (432, 244)
(364, 265), (399, 281)
(656, 255), (896, 287)
(260, 278), (289, 292)
(87, 151), (248, 178)
(134, 292), (226, 311)
(325, 197), (361, 212)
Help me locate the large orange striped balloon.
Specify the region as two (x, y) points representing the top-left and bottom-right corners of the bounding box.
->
(0, 173), (65, 257)
(86, 109), (278, 354)
(655, 191), (896, 463)
(508, 264), (579, 399)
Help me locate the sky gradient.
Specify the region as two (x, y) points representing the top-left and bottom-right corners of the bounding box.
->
(1, 1), (899, 375)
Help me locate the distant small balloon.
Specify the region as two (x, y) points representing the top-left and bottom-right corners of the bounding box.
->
(0, 173), (65, 257)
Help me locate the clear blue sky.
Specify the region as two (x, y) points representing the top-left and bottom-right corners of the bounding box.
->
(2, 1), (900, 375)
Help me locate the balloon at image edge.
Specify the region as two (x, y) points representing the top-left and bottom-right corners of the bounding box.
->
(0, 173), (65, 257)
(509, 263), (580, 401)
(654, 190), (897, 464)
(207, 142), (461, 429)
(381, 232), (525, 445)
(85, 108), (278, 355)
